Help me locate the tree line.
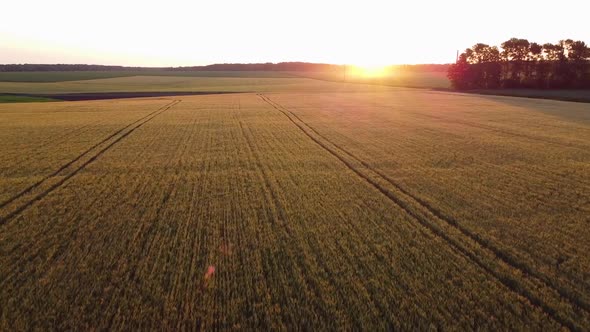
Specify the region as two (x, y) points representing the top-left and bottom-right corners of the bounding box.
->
(448, 38), (590, 89)
(0, 64), (153, 72)
(172, 62), (346, 72)
(0, 63), (343, 72)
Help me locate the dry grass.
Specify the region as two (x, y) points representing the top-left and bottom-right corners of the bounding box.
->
(0, 90), (589, 329)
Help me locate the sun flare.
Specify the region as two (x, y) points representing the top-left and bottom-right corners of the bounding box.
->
(347, 64), (391, 78)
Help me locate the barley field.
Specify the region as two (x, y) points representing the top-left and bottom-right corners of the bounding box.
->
(1, 84), (589, 329)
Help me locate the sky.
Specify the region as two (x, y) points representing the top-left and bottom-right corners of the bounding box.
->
(1, 0), (589, 67)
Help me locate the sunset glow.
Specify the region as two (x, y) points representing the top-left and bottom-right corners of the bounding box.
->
(1, 0), (589, 66)
(348, 65), (392, 78)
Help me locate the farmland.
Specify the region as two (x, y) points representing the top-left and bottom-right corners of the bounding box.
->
(1, 75), (386, 97)
(0, 95), (57, 103)
(4, 71), (590, 103)
(0, 70), (294, 83)
(0, 70), (451, 94)
(294, 70), (451, 89)
(1, 78), (590, 330)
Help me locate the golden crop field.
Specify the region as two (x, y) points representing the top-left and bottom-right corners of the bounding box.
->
(1, 87), (589, 330)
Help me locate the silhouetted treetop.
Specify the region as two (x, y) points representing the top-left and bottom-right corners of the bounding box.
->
(448, 38), (590, 89)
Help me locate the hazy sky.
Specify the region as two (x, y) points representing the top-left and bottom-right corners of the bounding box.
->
(1, 0), (589, 66)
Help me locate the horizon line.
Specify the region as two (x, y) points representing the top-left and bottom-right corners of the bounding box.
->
(0, 62), (454, 69)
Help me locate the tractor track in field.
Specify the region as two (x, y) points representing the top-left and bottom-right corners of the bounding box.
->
(0, 100), (178, 210)
(0, 100), (181, 225)
(10, 122), (105, 174)
(235, 110), (395, 328)
(258, 93), (590, 331)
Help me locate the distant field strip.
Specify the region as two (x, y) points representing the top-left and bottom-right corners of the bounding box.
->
(0, 100), (180, 224)
(258, 93), (590, 330)
(0, 99), (177, 208)
(3, 91), (241, 101)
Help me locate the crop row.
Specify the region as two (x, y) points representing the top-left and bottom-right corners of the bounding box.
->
(0, 94), (565, 329)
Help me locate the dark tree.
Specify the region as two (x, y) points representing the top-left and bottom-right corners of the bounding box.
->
(448, 38), (590, 90)
(448, 52), (475, 90)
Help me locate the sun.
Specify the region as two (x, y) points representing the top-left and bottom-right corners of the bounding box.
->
(347, 63), (391, 78)
(360, 65), (389, 77)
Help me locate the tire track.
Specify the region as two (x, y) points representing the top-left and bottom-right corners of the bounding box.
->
(0, 100), (181, 225)
(258, 93), (589, 331)
(323, 92), (590, 187)
(236, 111), (395, 328)
(107, 136), (186, 330)
(2, 122), (104, 184)
(261, 93), (590, 311)
(0, 100), (179, 210)
(274, 96), (590, 312)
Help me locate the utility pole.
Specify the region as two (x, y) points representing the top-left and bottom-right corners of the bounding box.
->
(456, 50), (459, 63)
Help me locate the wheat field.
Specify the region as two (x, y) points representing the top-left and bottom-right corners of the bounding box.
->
(1, 89), (589, 330)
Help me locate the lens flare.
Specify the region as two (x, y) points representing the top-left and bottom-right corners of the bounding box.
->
(347, 64), (391, 78)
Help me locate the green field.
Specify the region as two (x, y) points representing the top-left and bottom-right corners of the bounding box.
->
(0, 94), (57, 103)
(0, 75), (355, 95)
(1, 78), (590, 329)
(0, 70), (293, 82)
